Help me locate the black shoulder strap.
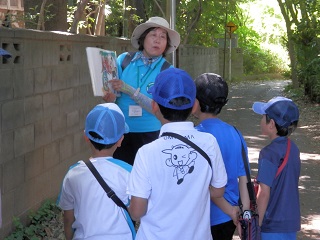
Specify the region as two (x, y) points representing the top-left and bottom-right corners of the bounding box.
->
(233, 127), (256, 205)
(161, 132), (212, 168)
(121, 51), (135, 71)
(121, 51), (172, 72)
(160, 60), (171, 71)
(84, 159), (128, 211)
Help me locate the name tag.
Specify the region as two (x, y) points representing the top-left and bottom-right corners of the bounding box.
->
(129, 105), (142, 117)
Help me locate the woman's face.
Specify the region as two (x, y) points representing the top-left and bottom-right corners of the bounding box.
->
(143, 27), (168, 57)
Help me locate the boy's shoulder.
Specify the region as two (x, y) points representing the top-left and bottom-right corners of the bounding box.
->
(108, 158), (133, 173)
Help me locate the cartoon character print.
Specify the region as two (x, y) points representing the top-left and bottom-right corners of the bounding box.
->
(163, 144), (197, 185)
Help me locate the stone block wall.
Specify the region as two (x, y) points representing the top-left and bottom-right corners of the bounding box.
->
(0, 28), (242, 237)
(219, 47), (244, 81)
(178, 45), (220, 79)
(0, 28), (134, 237)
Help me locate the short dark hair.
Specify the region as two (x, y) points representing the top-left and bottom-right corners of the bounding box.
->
(195, 73), (228, 116)
(266, 114), (298, 137)
(138, 27), (170, 57)
(88, 131), (116, 150)
(158, 97), (193, 121)
(198, 98), (227, 115)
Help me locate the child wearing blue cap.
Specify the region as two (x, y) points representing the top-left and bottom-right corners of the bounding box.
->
(57, 103), (135, 240)
(252, 96), (301, 240)
(127, 68), (227, 240)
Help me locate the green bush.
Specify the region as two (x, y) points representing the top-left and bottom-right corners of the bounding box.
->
(5, 200), (61, 240)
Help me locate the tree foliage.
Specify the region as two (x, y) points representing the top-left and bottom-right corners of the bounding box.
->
(20, 0), (320, 101)
(277, 0), (320, 101)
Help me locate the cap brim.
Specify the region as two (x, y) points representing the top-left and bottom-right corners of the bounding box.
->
(252, 102), (267, 115)
(131, 23), (180, 54)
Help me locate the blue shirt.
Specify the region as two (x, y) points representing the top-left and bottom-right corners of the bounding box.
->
(196, 118), (247, 226)
(257, 137), (301, 233)
(116, 52), (170, 132)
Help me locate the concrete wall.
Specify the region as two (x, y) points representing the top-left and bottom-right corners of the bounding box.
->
(219, 48), (243, 81)
(178, 46), (220, 79)
(0, 28), (242, 237)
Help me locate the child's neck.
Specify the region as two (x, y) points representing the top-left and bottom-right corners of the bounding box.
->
(268, 132), (279, 141)
(91, 148), (115, 158)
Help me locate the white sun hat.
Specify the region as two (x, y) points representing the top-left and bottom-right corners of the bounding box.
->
(131, 17), (180, 54)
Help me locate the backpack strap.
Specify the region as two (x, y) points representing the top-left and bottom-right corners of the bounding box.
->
(275, 138), (291, 177)
(84, 159), (128, 211)
(121, 51), (172, 71)
(84, 159), (136, 239)
(160, 60), (171, 71)
(121, 52), (136, 71)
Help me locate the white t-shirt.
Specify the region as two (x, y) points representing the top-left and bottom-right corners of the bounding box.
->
(57, 157), (133, 240)
(127, 122), (227, 240)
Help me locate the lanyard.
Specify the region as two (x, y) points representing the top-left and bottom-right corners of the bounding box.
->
(136, 59), (162, 88)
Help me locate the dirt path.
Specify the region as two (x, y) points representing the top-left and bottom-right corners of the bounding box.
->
(221, 80), (320, 239)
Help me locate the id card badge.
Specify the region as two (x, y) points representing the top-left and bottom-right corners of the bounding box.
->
(129, 105), (142, 117)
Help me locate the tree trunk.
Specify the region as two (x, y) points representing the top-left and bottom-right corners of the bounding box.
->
(70, 0), (90, 34)
(94, 1), (106, 36)
(45, 0), (68, 31)
(276, 0), (299, 88)
(37, 0), (48, 30)
(24, 0), (67, 31)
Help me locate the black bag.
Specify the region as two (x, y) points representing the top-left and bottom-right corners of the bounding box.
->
(234, 127), (261, 240)
(239, 210), (261, 240)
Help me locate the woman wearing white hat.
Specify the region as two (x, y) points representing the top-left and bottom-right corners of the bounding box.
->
(103, 16), (180, 166)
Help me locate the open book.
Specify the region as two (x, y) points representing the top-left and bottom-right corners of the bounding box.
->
(86, 47), (120, 96)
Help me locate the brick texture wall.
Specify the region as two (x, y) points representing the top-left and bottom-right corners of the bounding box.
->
(0, 28), (242, 237)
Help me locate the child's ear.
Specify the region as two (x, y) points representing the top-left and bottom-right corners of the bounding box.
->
(116, 135), (124, 147)
(191, 99), (200, 115)
(151, 100), (158, 113)
(269, 119), (276, 129)
(151, 100), (161, 116)
(83, 131), (90, 142)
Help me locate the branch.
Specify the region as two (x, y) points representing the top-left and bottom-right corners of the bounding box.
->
(152, 0), (165, 17)
(37, 0), (47, 30)
(70, 0), (90, 34)
(183, 0), (202, 45)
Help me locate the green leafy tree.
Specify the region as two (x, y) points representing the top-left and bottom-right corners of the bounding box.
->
(276, 0), (320, 101)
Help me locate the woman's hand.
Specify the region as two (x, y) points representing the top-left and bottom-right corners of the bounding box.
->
(102, 89), (117, 103)
(109, 79), (123, 91)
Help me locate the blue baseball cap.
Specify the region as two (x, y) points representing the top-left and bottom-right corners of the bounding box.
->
(85, 103), (129, 144)
(252, 96), (299, 128)
(148, 68), (196, 110)
(0, 48), (11, 58)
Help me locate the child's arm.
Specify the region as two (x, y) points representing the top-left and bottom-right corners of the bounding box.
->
(128, 196), (148, 221)
(63, 209), (75, 240)
(210, 186), (239, 225)
(239, 176), (250, 210)
(256, 182), (270, 226)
